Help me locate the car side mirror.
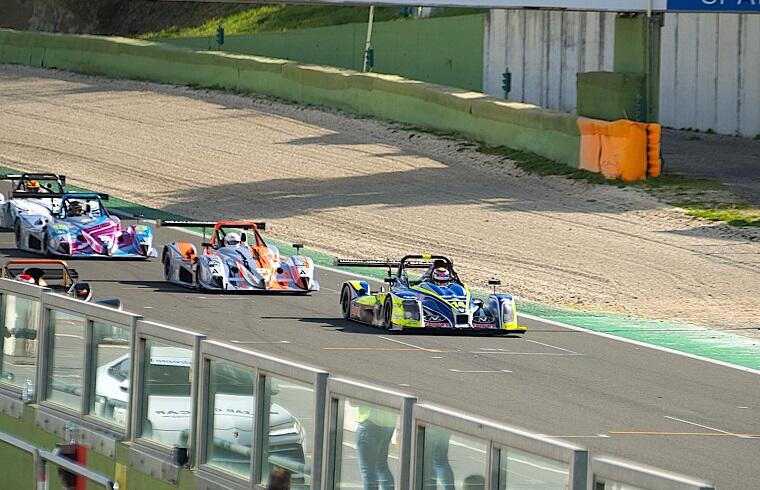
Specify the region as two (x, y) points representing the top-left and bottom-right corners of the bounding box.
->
(201, 242), (213, 248)
(473, 299), (483, 308)
(384, 277), (397, 285)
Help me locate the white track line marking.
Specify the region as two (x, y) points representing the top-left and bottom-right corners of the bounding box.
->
(470, 352), (579, 356)
(323, 347), (418, 351)
(520, 313), (760, 376)
(377, 336), (445, 352)
(524, 339), (579, 354)
(538, 434), (610, 439)
(230, 340), (291, 344)
(664, 415), (753, 439)
(448, 369), (512, 373)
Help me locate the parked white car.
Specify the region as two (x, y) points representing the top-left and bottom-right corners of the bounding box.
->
(94, 347), (306, 468)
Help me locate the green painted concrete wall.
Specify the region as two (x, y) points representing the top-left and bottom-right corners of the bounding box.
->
(160, 15), (485, 92)
(612, 14), (661, 122)
(0, 29), (581, 167)
(577, 71), (645, 121)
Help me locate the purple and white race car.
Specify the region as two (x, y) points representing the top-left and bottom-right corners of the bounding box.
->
(12, 192), (157, 259)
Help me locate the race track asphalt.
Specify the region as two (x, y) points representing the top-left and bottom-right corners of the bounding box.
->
(1, 226), (758, 489)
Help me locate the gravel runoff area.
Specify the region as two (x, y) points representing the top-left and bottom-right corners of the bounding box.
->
(1, 64), (759, 337)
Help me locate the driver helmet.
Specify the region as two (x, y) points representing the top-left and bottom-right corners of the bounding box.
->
(431, 266), (451, 286)
(26, 180), (41, 192)
(16, 273), (36, 285)
(224, 232), (241, 247)
(67, 200), (83, 217)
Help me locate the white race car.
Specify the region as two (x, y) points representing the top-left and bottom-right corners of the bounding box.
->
(94, 347), (306, 471)
(0, 173), (66, 229)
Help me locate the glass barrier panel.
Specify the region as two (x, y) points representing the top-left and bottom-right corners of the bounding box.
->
(497, 446), (570, 490)
(0, 294), (40, 395)
(90, 321), (131, 427)
(206, 359), (255, 479)
(140, 339), (193, 448)
(594, 483), (646, 490)
(334, 398), (400, 490)
(261, 376), (314, 489)
(419, 426), (487, 490)
(46, 309), (86, 410)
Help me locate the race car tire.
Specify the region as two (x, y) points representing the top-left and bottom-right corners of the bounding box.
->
(13, 219), (21, 248)
(340, 286), (352, 319)
(382, 296), (394, 330)
(163, 255), (172, 281)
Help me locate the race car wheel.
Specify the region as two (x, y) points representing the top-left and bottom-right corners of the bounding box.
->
(163, 255), (172, 280)
(382, 296), (394, 330)
(340, 286), (352, 319)
(13, 219), (21, 248)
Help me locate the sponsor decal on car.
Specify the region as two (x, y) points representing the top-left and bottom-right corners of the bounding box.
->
(425, 322), (451, 328)
(473, 323), (496, 329)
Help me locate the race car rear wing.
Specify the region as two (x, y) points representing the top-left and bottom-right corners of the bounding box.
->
(0, 173), (66, 184)
(334, 259), (434, 269)
(157, 220), (266, 230)
(2, 260), (77, 284)
(11, 191), (109, 200)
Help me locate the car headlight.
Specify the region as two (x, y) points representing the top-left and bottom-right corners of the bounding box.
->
(501, 299), (516, 325)
(402, 300), (420, 321)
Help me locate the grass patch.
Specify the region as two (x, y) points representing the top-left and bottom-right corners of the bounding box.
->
(477, 144), (760, 228)
(141, 5), (484, 39)
(142, 5), (404, 38)
(683, 207), (760, 227)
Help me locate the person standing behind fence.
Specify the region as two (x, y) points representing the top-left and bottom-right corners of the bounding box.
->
(355, 404), (397, 490)
(426, 429), (454, 490)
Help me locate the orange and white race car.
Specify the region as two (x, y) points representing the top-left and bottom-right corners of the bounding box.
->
(158, 220), (319, 293)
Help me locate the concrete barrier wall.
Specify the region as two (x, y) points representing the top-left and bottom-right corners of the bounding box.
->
(160, 14), (486, 93)
(484, 9), (616, 114)
(0, 28), (582, 167)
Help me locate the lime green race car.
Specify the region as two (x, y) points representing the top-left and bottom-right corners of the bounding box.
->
(335, 254), (525, 334)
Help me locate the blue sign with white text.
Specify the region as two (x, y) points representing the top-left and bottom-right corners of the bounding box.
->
(669, 0), (760, 11)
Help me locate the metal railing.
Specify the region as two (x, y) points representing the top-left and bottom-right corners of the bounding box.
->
(0, 279), (718, 489)
(1, 430), (116, 490)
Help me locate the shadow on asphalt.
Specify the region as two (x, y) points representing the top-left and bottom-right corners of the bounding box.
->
(112, 280), (316, 296)
(260, 316), (524, 337)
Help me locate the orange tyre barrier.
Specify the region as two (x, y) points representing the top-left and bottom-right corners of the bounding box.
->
(578, 117), (660, 181)
(647, 123), (662, 178)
